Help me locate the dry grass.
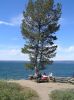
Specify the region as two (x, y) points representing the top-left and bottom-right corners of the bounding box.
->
(0, 80), (39, 100)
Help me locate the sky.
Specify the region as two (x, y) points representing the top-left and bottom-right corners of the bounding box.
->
(0, 0), (74, 61)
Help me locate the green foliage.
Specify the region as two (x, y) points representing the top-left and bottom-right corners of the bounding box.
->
(25, 63), (34, 70)
(0, 81), (39, 100)
(50, 89), (74, 100)
(21, 0), (61, 70)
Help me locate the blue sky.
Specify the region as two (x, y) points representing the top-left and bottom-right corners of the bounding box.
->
(0, 0), (74, 61)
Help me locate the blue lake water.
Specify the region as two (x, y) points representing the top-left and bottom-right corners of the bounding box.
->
(0, 61), (74, 80)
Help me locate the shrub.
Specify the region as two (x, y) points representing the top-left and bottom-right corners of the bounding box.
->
(50, 89), (74, 100)
(0, 81), (39, 100)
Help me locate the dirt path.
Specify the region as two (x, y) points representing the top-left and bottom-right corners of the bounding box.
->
(8, 80), (74, 100)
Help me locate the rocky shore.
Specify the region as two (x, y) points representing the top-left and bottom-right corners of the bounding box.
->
(54, 77), (74, 84)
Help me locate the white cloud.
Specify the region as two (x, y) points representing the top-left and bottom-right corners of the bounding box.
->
(0, 44), (22, 49)
(0, 45), (74, 61)
(57, 45), (74, 53)
(54, 45), (74, 60)
(0, 14), (23, 26)
(0, 49), (29, 61)
(66, 46), (74, 52)
(0, 20), (14, 26)
(10, 14), (23, 26)
(55, 53), (74, 61)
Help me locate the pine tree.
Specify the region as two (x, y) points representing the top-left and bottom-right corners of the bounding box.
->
(21, 0), (61, 70)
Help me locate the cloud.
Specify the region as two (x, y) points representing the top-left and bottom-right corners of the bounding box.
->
(10, 14), (23, 26)
(0, 20), (14, 26)
(54, 45), (74, 60)
(0, 45), (74, 61)
(55, 53), (74, 61)
(57, 46), (74, 53)
(0, 44), (22, 49)
(66, 46), (74, 52)
(0, 14), (23, 26)
(0, 49), (29, 61)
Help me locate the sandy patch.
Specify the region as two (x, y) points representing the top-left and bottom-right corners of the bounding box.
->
(8, 80), (74, 100)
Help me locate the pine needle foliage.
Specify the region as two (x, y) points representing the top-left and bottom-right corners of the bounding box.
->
(21, 0), (61, 70)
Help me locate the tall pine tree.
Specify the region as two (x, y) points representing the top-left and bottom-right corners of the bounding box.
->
(21, 0), (61, 70)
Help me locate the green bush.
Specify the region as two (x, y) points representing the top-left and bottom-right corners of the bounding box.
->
(50, 89), (74, 100)
(0, 81), (39, 100)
